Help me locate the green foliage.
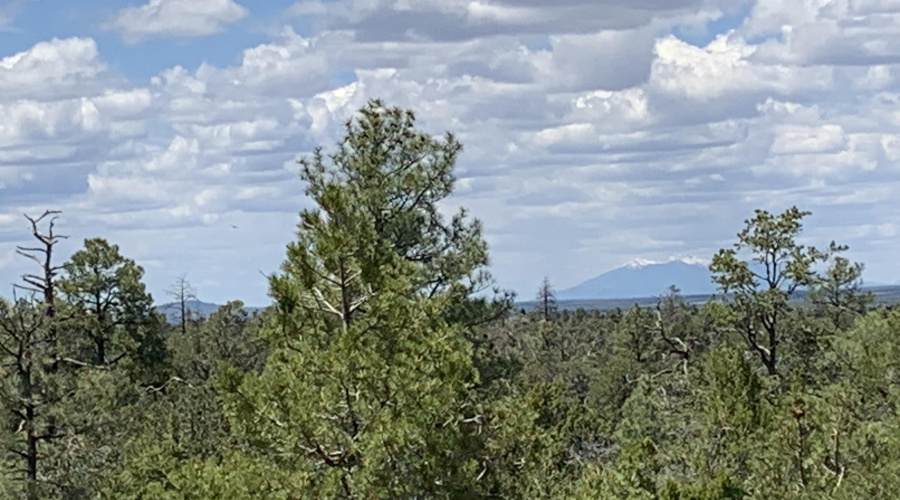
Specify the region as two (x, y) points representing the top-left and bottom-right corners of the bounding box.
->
(168, 300), (266, 381)
(222, 286), (479, 497)
(709, 207), (863, 377)
(60, 238), (166, 382)
(658, 476), (746, 500)
(297, 100), (500, 305)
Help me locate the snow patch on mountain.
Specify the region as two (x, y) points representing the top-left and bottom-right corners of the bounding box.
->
(626, 255), (710, 269)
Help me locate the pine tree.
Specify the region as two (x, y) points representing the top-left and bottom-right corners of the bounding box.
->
(59, 238), (166, 382)
(710, 207), (845, 375)
(106, 101), (497, 498)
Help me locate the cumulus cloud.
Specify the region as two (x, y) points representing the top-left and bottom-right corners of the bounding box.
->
(110, 0), (248, 42)
(651, 35), (833, 102)
(1, 0), (899, 303)
(745, 0), (900, 65)
(0, 38), (106, 99)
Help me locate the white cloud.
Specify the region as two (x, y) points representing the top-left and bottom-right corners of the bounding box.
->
(92, 89), (154, 119)
(0, 99), (101, 146)
(537, 28), (656, 91)
(651, 34), (833, 102)
(2, 1), (900, 303)
(745, 0), (900, 65)
(0, 38), (106, 99)
(292, 0), (741, 41)
(110, 0), (248, 42)
(771, 124), (846, 155)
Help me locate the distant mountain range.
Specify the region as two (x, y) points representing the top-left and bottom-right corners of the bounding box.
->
(155, 300), (263, 324)
(558, 258), (716, 300)
(556, 257), (896, 301)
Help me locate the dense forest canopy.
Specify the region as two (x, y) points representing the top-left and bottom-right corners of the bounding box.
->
(1, 100), (899, 499)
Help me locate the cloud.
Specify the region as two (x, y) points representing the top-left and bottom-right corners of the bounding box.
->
(2, 1), (900, 302)
(745, 0), (900, 66)
(290, 0), (734, 42)
(110, 0), (248, 42)
(537, 28), (657, 91)
(0, 38), (106, 99)
(651, 35), (833, 101)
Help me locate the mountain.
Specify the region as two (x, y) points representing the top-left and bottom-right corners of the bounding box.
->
(556, 257), (894, 301)
(154, 300), (264, 324)
(557, 258), (716, 300)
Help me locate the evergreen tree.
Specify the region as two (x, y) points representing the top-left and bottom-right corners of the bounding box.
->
(710, 207), (849, 375)
(106, 100), (498, 498)
(59, 238), (162, 375)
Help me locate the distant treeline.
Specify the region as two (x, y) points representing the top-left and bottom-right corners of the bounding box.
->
(518, 284), (900, 313)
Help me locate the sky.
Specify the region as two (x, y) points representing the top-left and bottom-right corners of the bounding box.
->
(1, 0), (899, 306)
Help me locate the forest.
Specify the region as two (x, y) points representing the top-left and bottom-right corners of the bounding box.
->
(1, 100), (898, 499)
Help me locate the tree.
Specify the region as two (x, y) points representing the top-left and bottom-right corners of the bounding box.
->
(617, 305), (657, 366)
(0, 212), (67, 499)
(297, 99), (512, 328)
(710, 207), (840, 375)
(166, 275), (197, 337)
(535, 277), (558, 322)
(0, 300), (51, 500)
(15, 211), (66, 369)
(808, 242), (872, 331)
(653, 286), (717, 372)
(108, 101), (501, 498)
(169, 300), (265, 382)
(104, 302), (269, 499)
(59, 238), (164, 379)
(295, 100), (513, 396)
(228, 102), (489, 497)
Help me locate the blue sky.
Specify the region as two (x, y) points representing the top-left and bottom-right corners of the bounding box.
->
(1, 0), (899, 305)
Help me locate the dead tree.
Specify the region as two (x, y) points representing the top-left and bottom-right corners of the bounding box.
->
(166, 274), (198, 336)
(0, 211), (66, 498)
(534, 277), (557, 322)
(16, 211), (66, 369)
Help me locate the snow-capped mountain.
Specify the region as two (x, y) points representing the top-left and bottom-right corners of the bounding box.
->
(557, 257), (716, 300)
